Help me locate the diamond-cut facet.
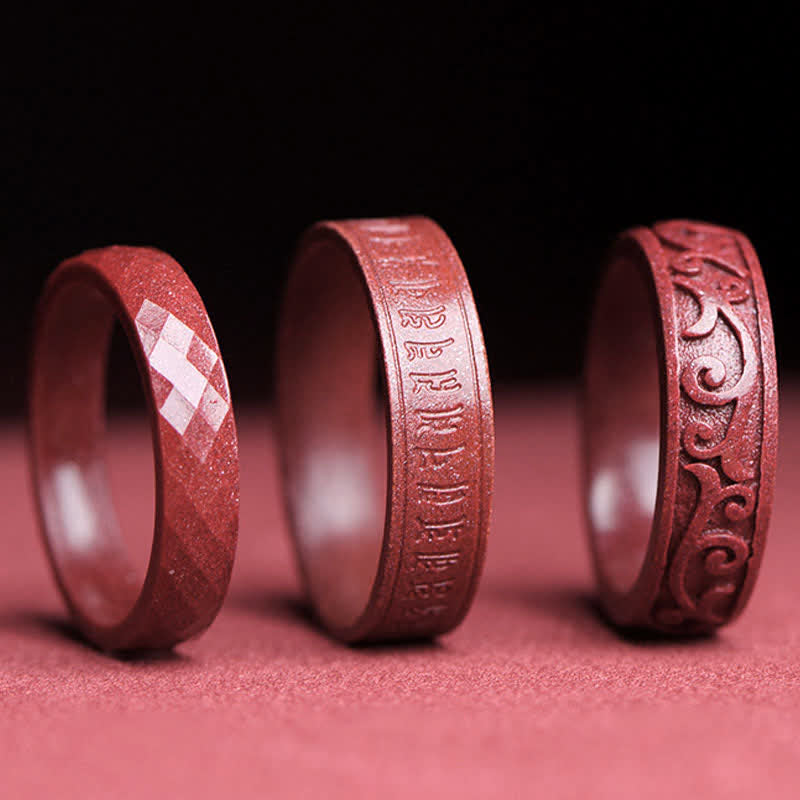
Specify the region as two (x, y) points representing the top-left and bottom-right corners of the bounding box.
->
(135, 300), (230, 460)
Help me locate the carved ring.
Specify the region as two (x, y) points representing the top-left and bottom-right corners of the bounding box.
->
(276, 217), (494, 642)
(583, 220), (777, 633)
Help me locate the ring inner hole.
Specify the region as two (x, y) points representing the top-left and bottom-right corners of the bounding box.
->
(281, 240), (387, 631)
(586, 253), (661, 593)
(105, 322), (156, 597)
(35, 282), (153, 627)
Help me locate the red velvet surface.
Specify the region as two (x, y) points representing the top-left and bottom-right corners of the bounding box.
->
(2, 390), (799, 798)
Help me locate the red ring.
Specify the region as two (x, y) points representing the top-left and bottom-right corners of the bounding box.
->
(28, 246), (239, 651)
(277, 217), (494, 642)
(583, 220), (778, 632)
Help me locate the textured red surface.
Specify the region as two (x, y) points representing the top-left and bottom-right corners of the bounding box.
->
(28, 247), (239, 650)
(2, 390), (799, 798)
(278, 217), (493, 641)
(585, 221), (776, 632)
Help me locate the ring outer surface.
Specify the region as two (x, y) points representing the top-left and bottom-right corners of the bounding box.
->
(584, 220), (777, 633)
(278, 217), (495, 643)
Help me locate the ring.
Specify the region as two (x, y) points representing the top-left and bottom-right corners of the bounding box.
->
(28, 246), (239, 651)
(583, 220), (777, 632)
(277, 217), (494, 642)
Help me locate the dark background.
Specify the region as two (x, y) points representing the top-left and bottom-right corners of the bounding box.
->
(0, 6), (793, 415)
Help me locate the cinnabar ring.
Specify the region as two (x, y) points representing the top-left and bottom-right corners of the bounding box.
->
(583, 220), (777, 633)
(277, 217), (494, 642)
(29, 246), (239, 651)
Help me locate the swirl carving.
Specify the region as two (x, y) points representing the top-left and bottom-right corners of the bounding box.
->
(655, 223), (760, 628)
(657, 463), (754, 627)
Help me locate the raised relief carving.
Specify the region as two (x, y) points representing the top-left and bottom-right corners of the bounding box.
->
(403, 338), (455, 361)
(418, 483), (470, 506)
(416, 517), (467, 543)
(671, 250), (757, 483)
(403, 604), (448, 620)
(359, 220), (413, 247)
(398, 305), (447, 329)
(386, 277), (438, 301)
(415, 405), (464, 437)
(413, 552), (460, 572)
(409, 579), (455, 600)
(415, 444), (466, 469)
(359, 220), (411, 237)
(658, 463), (755, 627)
(655, 224), (760, 627)
(410, 369), (461, 393)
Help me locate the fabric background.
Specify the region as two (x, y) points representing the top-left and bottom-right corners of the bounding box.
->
(2, 390), (798, 798)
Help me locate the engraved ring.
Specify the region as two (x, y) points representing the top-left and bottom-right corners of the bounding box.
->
(277, 217), (494, 642)
(28, 247), (239, 651)
(583, 220), (777, 632)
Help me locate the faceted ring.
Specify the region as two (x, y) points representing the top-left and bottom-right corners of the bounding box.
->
(28, 246), (239, 651)
(277, 217), (494, 642)
(583, 220), (778, 632)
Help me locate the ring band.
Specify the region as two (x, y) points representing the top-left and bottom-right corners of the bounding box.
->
(29, 246), (239, 651)
(277, 217), (494, 642)
(583, 220), (777, 632)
